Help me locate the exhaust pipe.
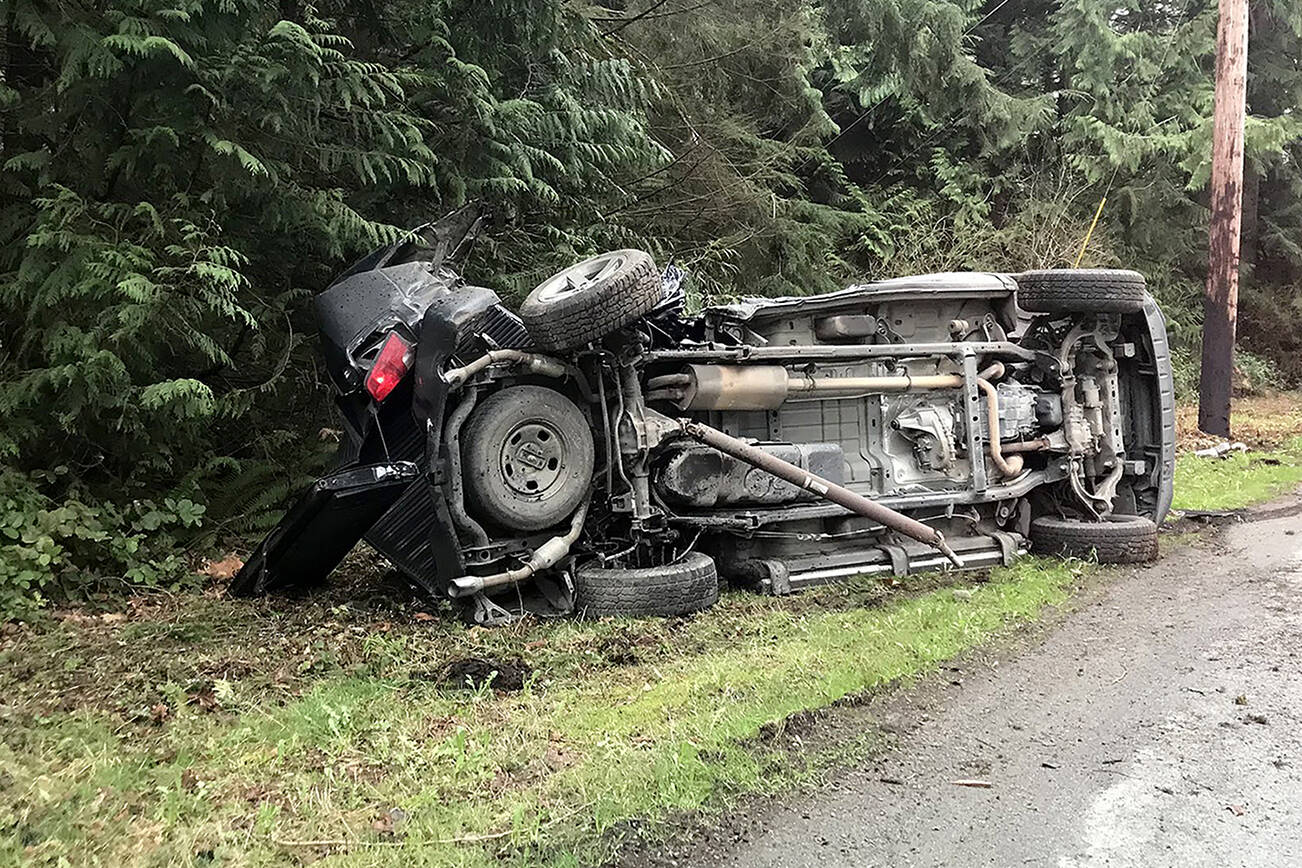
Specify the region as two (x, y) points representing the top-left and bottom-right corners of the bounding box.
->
(447, 501), (589, 598)
(443, 349), (567, 389)
(975, 363), (1025, 478)
(653, 365), (982, 411)
(653, 363), (1024, 479)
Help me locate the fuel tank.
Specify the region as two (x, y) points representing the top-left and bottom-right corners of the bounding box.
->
(655, 442), (845, 508)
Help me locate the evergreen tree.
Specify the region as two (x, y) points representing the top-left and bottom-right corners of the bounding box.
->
(3, 0), (1302, 612)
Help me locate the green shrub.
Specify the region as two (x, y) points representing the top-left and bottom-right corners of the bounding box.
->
(0, 470), (206, 617)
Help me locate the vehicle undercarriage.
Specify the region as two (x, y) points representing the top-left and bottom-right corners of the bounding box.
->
(233, 210), (1176, 626)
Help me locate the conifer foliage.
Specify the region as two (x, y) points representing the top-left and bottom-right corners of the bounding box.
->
(0, 0), (1300, 612)
(0, 2), (429, 610)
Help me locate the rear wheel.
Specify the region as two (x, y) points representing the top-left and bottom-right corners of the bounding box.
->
(1016, 269), (1147, 315)
(1029, 514), (1159, 564)
(574, 552), (720, 618)
(520, 250), (662, 350)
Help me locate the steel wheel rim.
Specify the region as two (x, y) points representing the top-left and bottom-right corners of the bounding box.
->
(500, 421), (567, 498)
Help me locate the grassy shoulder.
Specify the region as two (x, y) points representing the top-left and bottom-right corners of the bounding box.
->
(0, 558), (1083, 867)
(1173, 393), (1302, 512)
(1172, 435), (1302, 512)
(7, 392), (1300, 867)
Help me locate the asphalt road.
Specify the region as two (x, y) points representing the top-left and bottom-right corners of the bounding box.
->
(709, 501), (1302, 868)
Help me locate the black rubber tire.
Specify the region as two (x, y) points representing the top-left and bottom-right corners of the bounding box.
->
(520, 250), (662, 350)
(461, 385), (595, 532)
(1016, 269), (1147, 315)
(574, 552), (720, 619)
(1029, 514), (1159, 564)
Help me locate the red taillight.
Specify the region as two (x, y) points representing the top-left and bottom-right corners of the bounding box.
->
(365, 331), (413, 402)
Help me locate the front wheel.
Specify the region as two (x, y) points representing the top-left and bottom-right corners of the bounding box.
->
(1016, 269), (1147, 315)
(1029, 514), (1159, 564)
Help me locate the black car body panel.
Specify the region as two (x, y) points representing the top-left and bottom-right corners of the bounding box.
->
(234, 208), (528, 601)
(229, 462), (420, 596)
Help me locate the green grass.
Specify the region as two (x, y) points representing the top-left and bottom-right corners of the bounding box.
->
(1172, 435), (1302, 512)
(11, 400), (1302, 866)
(0, 559), (1082, 867)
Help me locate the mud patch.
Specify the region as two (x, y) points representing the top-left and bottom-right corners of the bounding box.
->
(439, 656), (531, 691)
(755, 708), (822, 744)
(598, 637), (642, 666)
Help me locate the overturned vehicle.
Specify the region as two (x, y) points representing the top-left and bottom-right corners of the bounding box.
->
(233, 209), (1175, 625)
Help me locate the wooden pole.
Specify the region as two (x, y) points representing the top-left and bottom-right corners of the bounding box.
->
(1198, 0), (1249, 438)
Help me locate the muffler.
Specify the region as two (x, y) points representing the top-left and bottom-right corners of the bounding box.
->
(652, 364), (977, 411)
(447, 500), (589, 598)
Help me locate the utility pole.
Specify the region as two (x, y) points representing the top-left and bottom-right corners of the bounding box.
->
(1198, 0), (1250, 437)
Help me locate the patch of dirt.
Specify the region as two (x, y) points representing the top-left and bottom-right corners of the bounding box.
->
(598, 638), (641, 666)
(439, 657), (531, 692)
(0, 533), (1053, 734)
(1176, 392), (1302, 451)
(0, 544), (451, 721)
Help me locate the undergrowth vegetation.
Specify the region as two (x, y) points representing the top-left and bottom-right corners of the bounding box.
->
(2, 1), (1302, 610)
(0, 469), (205, 617)
(1173, 436), (1302, 512)
(1171, 394), (1302, 511)
(0, 558), (1082, 866)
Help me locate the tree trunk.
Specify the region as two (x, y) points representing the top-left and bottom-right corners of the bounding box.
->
(1239, 163), (1259, 275)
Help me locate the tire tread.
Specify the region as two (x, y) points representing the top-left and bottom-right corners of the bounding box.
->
(575, 552), (719, 618)
(520, 251), (662, 350)
(1030, 515), (1159, 564)
(1016, 269), (1147, 315)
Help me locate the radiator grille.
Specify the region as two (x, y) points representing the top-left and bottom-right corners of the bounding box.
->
(458, 303), (531, 355)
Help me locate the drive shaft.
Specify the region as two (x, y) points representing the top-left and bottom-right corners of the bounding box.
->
(679, 420), (964, 568)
